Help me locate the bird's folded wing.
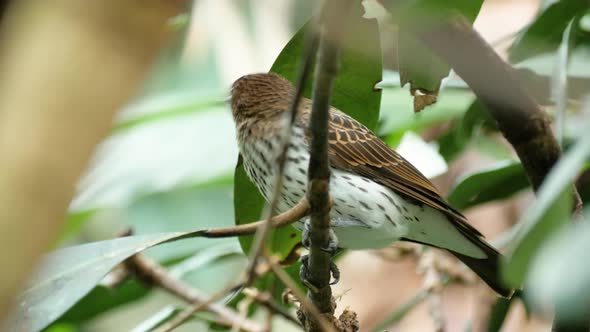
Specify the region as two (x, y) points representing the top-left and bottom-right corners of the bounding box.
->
(304, 107), (483, 238)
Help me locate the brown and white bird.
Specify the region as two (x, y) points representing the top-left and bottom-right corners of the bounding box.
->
(230, 72), (512, 297)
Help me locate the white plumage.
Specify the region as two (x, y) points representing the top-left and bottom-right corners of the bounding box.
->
(240, 126), (486, 258)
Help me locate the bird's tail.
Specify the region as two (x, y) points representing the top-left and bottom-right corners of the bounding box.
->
(442, 206), (515, 297)
(451, 250), (513, 298)
(403, 232), (514, 297)
(448, 228), (514, 298)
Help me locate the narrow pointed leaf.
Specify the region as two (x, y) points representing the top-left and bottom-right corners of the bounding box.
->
(447, 161), (529, 210)
(502, 126), (590, 286)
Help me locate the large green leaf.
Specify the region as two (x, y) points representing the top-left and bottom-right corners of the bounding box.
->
(233, 1), (382, 258)
(383, 0), (484, 111)
(447, 161), (529, 210)
(509, 0), (589, 64)
(270, 7), (382, 128)
(526, 220), (590, 324)
(6, 232), (210, 332)
(71, 103), (237, 214)
(502, 125), (590, 286)
(56, 280), (147, 325)
(55, 242), (242, 327)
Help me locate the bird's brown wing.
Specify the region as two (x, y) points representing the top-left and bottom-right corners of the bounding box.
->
(314, 107), (483, 237)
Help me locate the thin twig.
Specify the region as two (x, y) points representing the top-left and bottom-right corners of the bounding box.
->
(243, 27), (319, 282)
(150, 248), (278, 331)
(153, 280), (245, 332)
(243, 288), (301, 327)
(127, 255), (263, 332)
(202, 199), (309, 238)
(303, 0), (352, 328)
(264, 251), (336, 332)
(370, 277), (451, 332)
(234, 295), (254, 332)
(126, 254), (263, 331)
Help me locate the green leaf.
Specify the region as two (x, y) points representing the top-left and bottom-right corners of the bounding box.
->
(502, 125), (590, 287)
(509, 0), (589, 63)
(383, 0), (484, 111)
(233, 2), (382, 258)
(437, 100), (496, 161)
(447, 161), (529, 210)
(505, 190), (572, 287)
(113, 95), (226, 133)
(487, 297), (514, 332)
(270, 3), (382, 129)
(397, 32), (448, 94)
(55, 280), (147, 325)
(233, 164), (302, 258)
(44, 323), (78, 332)
(234, 161), (269, 254)
(7, 232), (210, 331)
(526, 221), (590, 325)
(71, 104), (237, 213)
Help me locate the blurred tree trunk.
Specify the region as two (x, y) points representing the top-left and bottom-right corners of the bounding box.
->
(0, 0), (185, 320)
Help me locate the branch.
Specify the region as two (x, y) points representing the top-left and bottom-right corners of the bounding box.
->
(242, 288), (301, 327)
(301, 0), (353, 330)
(412, 15), (581, 209)
(126, 254), (264, 332)
(265, 252), (336, 332)
(144, 200), (309, 331)
(154, 283), (244, 332)
(202, 199), (309, 238)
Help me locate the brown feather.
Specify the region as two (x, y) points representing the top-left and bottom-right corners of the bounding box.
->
(305, 106), (513, 296)
(233, 73), (512, 297)
(298, 105), (485, 236)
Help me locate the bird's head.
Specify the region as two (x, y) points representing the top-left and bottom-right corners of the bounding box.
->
(230, 73), (294, 123)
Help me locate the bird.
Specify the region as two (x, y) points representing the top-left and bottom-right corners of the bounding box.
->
(230, 72), (513, 297)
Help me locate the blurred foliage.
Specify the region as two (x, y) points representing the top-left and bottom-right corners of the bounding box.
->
(9, 0), (590, 331)
(382, 0), (484, 111)
(509, 0), (589, 63)
(503, 126), (590, 286)
(527, 219), (590, 325)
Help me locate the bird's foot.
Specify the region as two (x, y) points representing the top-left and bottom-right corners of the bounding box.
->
(301, 220), (339, 256)
(299, 255), (340, 291)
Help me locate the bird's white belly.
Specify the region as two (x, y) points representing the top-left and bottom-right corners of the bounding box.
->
(240, 129), (484, 257)
(240, 133), (411, 249)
